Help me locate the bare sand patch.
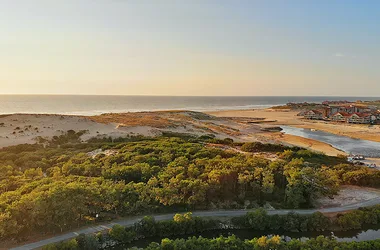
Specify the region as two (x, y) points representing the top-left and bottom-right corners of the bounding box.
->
(207, 109), (300, 124)
(317, 185), (380, 208)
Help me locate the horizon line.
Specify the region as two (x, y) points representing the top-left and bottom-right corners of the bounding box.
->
(0, 94), (379, 98)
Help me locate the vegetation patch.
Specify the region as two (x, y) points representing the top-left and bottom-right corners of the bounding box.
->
(1, 136), (379, 243)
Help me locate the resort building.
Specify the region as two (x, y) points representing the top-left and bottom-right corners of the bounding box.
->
(303, 110), (323, 120)
(331, 112), (349, 122)
(375, 110), (380, 120)
(346, 113), (371, 124)
(328, 104), (375, 117)
(329, 112), (376, 124)
(301, 102), (379, 124)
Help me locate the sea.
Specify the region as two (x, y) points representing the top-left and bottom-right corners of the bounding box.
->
(0, 95), (378, 116)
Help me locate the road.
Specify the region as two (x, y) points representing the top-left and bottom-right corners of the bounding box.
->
(11, 196), (380, 250)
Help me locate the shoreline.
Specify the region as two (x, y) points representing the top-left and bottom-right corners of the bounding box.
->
(260, 132), (346, 156)
(0, 109), (378, 159)
(0, 106), (276, 117)
(206, 108), (380, 143)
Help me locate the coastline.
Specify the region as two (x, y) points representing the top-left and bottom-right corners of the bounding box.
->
(206, 108), (380, 142)
(0, 109), (378, 158)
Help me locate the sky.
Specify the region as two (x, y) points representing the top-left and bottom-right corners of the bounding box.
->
(1, 1), (380, 96)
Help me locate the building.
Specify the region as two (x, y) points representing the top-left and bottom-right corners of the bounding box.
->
(346, 113), (369, 124)
(328, 104), (373, 117)
(303, 110), (323, 120)
(297, 110), (307, 116)
(333, 113), (376, 124)
(299, 102), (379, 124)
(375, 110), (380, 120)
(331, 112), (349, 122)
(322, 100), (350, 105)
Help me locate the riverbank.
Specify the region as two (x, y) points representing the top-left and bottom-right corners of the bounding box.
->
(207, 109), (380, 158)
(207, 109), (380, 143)
(261, 132), (345, 156)
(15, 202), (380, 250)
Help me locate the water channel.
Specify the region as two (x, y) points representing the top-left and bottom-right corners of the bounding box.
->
(280, 126), (380, 157)
(114, 227), (380, 249)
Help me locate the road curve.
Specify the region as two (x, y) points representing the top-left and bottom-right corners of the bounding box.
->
(11, 197), (380, 250)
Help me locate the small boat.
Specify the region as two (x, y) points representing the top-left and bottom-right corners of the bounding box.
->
(310, 129), (317, 132)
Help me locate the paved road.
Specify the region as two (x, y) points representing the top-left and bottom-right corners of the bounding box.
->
(11, 197), (380, 250)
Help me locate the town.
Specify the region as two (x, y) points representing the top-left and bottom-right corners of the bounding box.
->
(296, 101), (380, 124)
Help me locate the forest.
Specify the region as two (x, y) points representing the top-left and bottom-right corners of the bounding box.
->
(1, 132), (380, 242)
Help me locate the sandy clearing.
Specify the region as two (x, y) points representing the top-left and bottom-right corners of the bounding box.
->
(207, 109), (300, 124)
(317, 185), (380, 208)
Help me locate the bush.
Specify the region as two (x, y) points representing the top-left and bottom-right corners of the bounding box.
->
(241, 142), (291, 153)
(109, 224), (136, 243)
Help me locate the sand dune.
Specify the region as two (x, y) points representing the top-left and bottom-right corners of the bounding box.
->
(0, 111), (262, 148)
(0, 114), (126, 148)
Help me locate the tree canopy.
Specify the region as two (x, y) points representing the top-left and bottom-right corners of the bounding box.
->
(1, 135), (379, 242)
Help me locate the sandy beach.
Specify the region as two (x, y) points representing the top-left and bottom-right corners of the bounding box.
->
(207, 109), (380, 142)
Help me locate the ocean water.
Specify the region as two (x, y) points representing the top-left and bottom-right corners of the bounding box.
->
(0, 95), (377, 116)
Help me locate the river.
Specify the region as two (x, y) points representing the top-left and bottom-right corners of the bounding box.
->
(114, 227), (380, 249)
(280, 126), (380, 158)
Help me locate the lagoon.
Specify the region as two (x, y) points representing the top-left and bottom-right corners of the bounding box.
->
(281, 126), (380, 158)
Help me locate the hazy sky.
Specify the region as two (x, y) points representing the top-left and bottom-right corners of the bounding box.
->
(1, 1), (380, 96)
